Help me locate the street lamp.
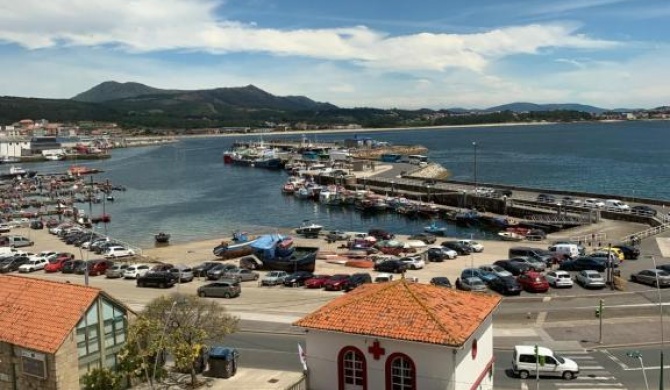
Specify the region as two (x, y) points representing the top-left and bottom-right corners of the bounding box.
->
(647, 254), (665, 390)
(626, 350), (650, 390)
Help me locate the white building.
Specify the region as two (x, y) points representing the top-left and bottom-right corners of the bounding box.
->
(0, 138), (31, 158)
(294, 279), (501, 390)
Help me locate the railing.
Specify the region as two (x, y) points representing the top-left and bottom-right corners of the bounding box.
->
(569, 232), (608, 244)
(284, 375), (307, 390)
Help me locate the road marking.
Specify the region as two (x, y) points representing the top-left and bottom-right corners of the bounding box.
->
(575, 376), (617, 380)
(555, 387), (625, 390)
(520, 382), (528, 390)
(600, 349), (630, 370)
(578, 365), (605, 370)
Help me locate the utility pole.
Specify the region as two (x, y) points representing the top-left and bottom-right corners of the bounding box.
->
(596, 299), (604, 344)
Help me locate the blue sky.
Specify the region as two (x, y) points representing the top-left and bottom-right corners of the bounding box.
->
(0, 0), (668, 109)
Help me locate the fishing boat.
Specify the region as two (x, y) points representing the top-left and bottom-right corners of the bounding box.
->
(295, 220), (323, 237)
(424, 221), (447, 236)
(212, 231), (258, 258)
(68, 165), (102, 176)
(91, 213), (111, 224)
(244, 234), (318, 272)
(155, 232), (171, 243)
(498, 231), (525, 241)
(0, 165), (37, 180)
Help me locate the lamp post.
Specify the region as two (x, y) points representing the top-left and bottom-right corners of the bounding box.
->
(648, 255), (666, 390)
(472, 141), (478, 191)
(626, 350), (650, 390)
(390, 180), (395, 196)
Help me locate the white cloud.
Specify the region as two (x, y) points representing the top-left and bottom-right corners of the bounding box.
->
(0, 0), (617, 73)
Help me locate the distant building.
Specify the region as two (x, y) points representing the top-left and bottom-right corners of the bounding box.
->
(0, 275), (132, 389)
(294, 279), (501, 390)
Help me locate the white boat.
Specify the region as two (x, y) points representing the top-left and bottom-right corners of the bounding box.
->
(44, 154), (65, 161)
(295, 220), (323, 236)
(498, 231), (525, 241)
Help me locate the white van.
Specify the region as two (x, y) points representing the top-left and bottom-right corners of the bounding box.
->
(548, 244), (580, 260)
(512, 345), (579, 380)
(604, 199), (630, 212)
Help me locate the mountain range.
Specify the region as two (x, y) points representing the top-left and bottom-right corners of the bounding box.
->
(0, 81), (657, 128)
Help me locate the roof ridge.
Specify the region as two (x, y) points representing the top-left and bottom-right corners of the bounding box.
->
(399, 280), (459, 345)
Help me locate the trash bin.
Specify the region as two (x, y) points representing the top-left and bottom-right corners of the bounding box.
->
(207, 347), (239, 379)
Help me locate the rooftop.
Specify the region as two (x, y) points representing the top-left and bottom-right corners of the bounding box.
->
(0, 275), (101, 353)
(294, 279), (501, 347)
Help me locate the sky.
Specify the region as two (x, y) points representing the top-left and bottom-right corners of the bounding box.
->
(0, 0), (668, 109)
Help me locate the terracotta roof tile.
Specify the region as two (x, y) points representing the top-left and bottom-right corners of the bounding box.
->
(0, 275), (100, 353)
(294, 279), (501, 347)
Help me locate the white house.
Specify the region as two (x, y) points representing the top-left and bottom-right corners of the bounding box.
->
(294, 279), (501, 390)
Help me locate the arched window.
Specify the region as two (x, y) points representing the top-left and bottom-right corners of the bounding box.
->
(338, 346), (367, 390)
(385, 353), (416, 390)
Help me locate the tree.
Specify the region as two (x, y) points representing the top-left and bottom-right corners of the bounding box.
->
(81, 367), (123, 390)
(119, 293), (239, 387)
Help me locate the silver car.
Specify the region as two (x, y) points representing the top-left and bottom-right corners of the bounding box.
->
(105, 263), (129, 278)
(631, 269), (670, 287)
(169, 264), (194, 283)
(575, 270), (606, 289)
(226, 268), (260, 282)
(261, 271), (289, 286)
(479, 264), (513, 278)
(456, 276), (488, 292)
(545, 270), (574, 288)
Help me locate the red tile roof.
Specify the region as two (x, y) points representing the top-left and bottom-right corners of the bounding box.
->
(0, 275), (100, 353)
(294, 279), (501, 346)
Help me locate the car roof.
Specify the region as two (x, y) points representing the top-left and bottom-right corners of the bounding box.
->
(515, 345), (553, 355)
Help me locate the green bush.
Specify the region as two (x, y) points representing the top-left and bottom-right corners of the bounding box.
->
(81, 367), (124, 390)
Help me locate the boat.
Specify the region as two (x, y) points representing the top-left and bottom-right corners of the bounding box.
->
(295, 220), (323, 237)
(91, 213), (111, 224)
(212, 231), (258, 258)
(68, 165), (102, 176)
(106, 195), (115, 202)
(0, 156), (20, 164)
(222, 150), (235, 164)
(155, 232), (171, 243)
(424, 221), (447, 236)
(245, 234), (318, 272)
(44, 153), (65, 161)
(498, 231), (525, 241)
(0, 165), (37, 180)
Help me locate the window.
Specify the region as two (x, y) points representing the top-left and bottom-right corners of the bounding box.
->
(385, 353), (416, 390)
(337, 346), (366, 390)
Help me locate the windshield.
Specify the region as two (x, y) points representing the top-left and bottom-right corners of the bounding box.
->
(555, 355), (565, 364)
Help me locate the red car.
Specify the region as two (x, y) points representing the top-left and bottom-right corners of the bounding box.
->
(304, 274), (332, 289)
(517, 271), (549, 293)
(89, 260), (113, 277)
(323, 274), (351, 291)
(44, 258), (68, 273)
(55, 252), (75, 262)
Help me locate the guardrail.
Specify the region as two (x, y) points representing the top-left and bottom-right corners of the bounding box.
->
(284, 375), (307, 390)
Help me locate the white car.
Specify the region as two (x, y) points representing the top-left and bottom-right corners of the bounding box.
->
(123, 264), (151, 279)
(583, 198), (605, 208)
(457, 239), (484, 253)
(8, 218), (30, 228)
(18, 258), (48, 273)
(0, 223), (11, 233)
(103, 246), (136, 258)
(545, 270), (574, 288)
(400, 256), (425, 270)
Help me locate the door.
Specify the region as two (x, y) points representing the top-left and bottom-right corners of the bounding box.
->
(541, 356), (560, 376)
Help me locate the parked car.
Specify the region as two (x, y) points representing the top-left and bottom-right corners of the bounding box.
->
(631, 205), (658, 217)
(631, 269), (670, 287)
(137, 272), (177, 288)
(479, 264), (513, 278)
(545, 270), (574, 288)
(613, 245), (640, 260)
(583, 198), (605, 208)
(193, 261), (220, 277)
(123, 264), (151, 279)
(426, 247), (457, 261)
(429, 276), (452, 288)
(400, 256), (425, 270)
(261, 270), (289, 286)
(575, 270), (606, 289)
(105, 263), (129, 278)
(456, 276), (487, 292)
(509, 256), (546, 272)
(517, 271), (549, 293)
(197, 279), (241, 298)
(368, 228), (394, 241)
(604, 199), (630, 212)
(304, 274), (331, 289)
(326, 230), (350, 242)
(342, 273), (372, 292)
(62, 260), (84, 274)
(44, 257), (69, 273)
(103, 246), (136, 258)
(460, 268), (497, 285)
(88, 260), (113, 276)
(441, 241), (472, 255)
(8, 235), (34, 248)
(588, 251), (621, 267)
(283, 271), (314, 287)
(224, 268), (258, 282)
(374, 259), (408, 273)
(536, 193), (557, 204)
(408, 233), (436, 244)
(374, 273), (394, 283)
(18, 258), (48, 273)
(0, 257), (29, 273)
(323, 274), (351, 291)
(488, 275), (523, 296)
(0, 223), (11, 233)
(207, 264), (237, 280)
(169, 264), (195, 282)
(561, 196), (582, 206)
(456, 239), (484, 253)
(493, 259), (530, 276)
(510, 247), (558, 265)
(559, 257), (607, 272)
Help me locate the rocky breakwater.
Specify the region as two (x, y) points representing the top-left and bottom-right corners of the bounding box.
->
(406, 162), (450, 180)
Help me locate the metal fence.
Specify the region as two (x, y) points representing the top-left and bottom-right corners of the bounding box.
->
(284, 375), (307, 390)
